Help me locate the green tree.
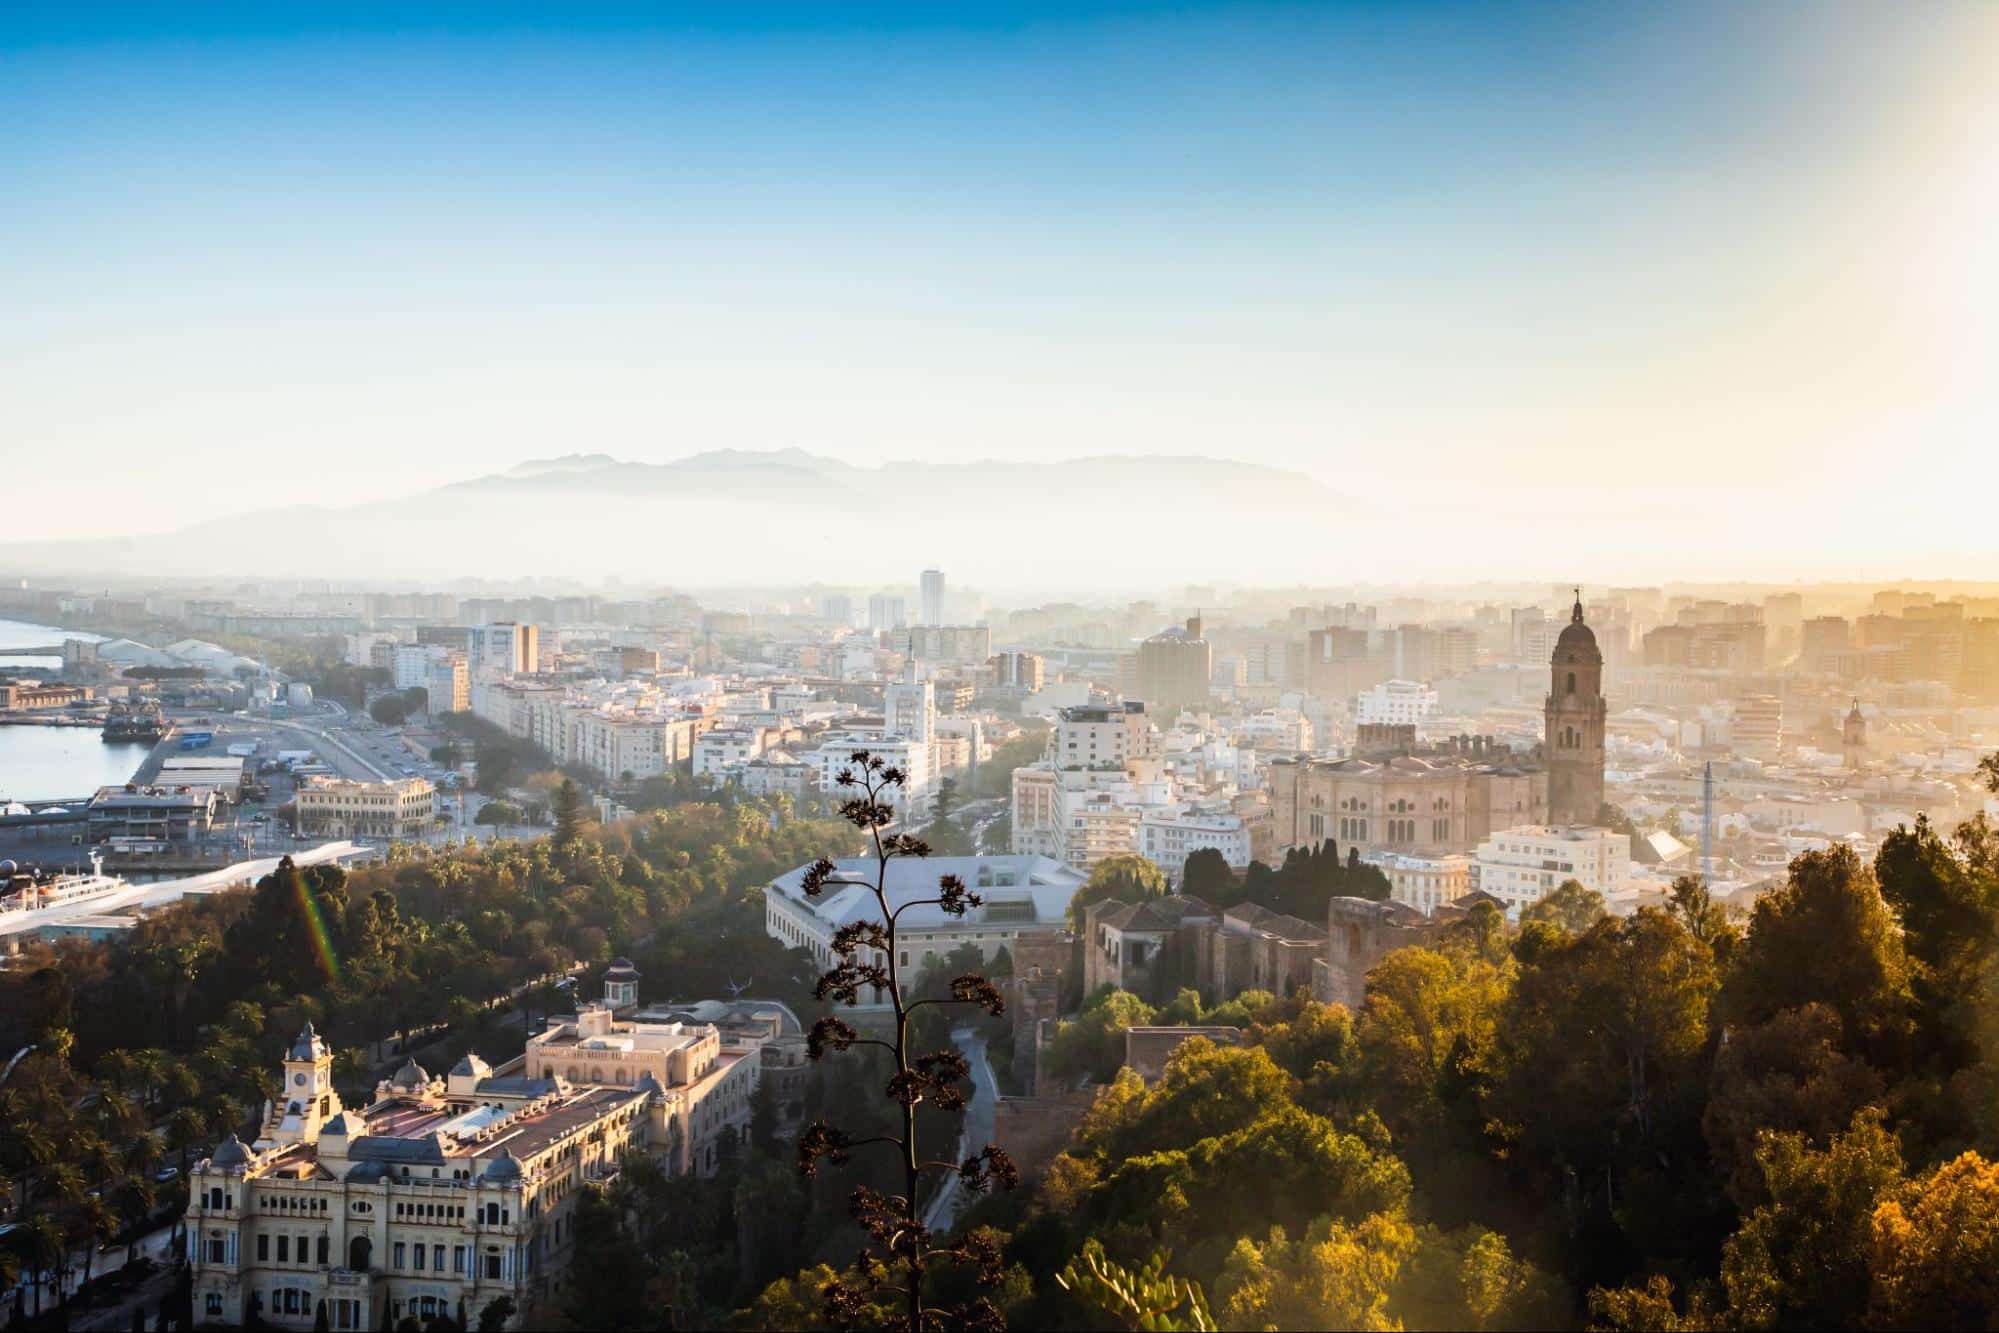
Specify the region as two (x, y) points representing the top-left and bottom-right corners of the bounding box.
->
(1521, 878), (1606, 934)
(1494, 910), (1721, 1281)
(1874, 816), (1999, 1076)
(1720, 1109), (1904, 1330)
(1357, 943), (1509, 1154)
(553, 778), (587, 848)
(1666, 873), (1737, 953)
(1068, 854), (1169, 930)
(1702, 1003), (1885, 1211)
(1180, 847), (1237, 904)
(922, 776), (973, 856)
(368, 693), (409, 726)
(1045, 989), (1159, 1085)
(1586, 1275), (1723, 1332)
(1867, 1149), (1999, 1330)
(1726, 844), (1915, 1068)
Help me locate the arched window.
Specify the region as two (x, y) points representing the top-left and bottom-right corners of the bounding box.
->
(348, 1235), (372, 1272)
(1567, 671), (1576, 695)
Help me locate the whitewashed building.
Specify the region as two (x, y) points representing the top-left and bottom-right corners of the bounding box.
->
(1473, 824), (1630, 916)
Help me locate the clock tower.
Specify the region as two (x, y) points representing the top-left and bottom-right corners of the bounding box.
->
(261, 1021), (346, 1149)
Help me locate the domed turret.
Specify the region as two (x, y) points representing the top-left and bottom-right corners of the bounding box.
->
(289, 1021), (326, 1062)
(210, 1133), (258, 1170)
(482, 1151), (524, 1183)
(1555, 590), (1601, 658)
(603, 957), (641, 1009)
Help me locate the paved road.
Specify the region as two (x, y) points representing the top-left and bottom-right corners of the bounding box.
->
(920, 1027), (997, 1236)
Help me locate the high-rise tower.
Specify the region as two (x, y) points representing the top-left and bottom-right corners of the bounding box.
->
(920, 569), (946, 625)
(1546, 589), (1607, 826)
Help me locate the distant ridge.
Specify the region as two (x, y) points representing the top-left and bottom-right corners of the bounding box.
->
(0, 447), (1357, 585)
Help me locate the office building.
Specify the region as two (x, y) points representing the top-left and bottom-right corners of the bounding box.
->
(1135, 615), (1212, 716)
(919, 569), (946, 627)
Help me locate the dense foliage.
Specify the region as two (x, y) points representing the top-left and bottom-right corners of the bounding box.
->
(742, 811), (1999, 1332)
(0, 797), (856, 1320)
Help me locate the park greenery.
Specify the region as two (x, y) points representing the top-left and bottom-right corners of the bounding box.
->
(0, 794), (856, 1324)
(736, 801), (1999, 1331)
(8, 746), (1999, 1329)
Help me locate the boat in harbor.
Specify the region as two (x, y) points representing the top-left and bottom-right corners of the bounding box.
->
(103, 701), (169, 743)
(0, 851), (129, 914)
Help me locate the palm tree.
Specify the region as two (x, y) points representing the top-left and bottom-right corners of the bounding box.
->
(44, 1162), (86, 1211)
(13, 1124), (56, 1209)
(72, 1194), (116, 1289)
(166, 1107), (208, 1173)
(113, 1175), (158, 1265)
(95, 1049), (139, 1096)
(0, 1246), (19, 1316)
(78, 1134), (123, 1193)
(22, 1212), (61, 1316)
(128, 1048), (167, 1112)
(123, 1130), (165, 1181)
(94, 1087), (141, 1140)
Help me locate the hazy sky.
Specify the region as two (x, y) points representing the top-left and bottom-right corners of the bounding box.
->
(4, 2), (1996, 579)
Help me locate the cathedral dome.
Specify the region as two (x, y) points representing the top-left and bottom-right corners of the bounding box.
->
(1556, 592), (1599, 656)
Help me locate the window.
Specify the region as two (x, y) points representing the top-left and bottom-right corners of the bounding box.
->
(257, 1235), (269, 1262)
(206, 1295), (222, 1316)
(317, 1235), (328, 1266)
(277, 1235), (289, 1264)
(413, 1244), (425, 1271)
(393, 1242), (406, 1269)
(485, 1251), (503, 1279)
(434, 1244), (446, 1272)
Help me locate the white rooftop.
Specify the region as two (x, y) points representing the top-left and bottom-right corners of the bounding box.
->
(769, 854), (1084, 932)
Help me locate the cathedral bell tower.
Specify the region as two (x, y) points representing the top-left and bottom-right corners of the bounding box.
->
(1546, 589), (1607, 826)
(1843, 699), (1867, 770)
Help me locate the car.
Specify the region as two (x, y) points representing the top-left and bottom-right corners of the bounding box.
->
(154, 1166), (180, 1184)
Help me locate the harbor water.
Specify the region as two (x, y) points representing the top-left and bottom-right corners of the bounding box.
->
(0, 619), (139, 801)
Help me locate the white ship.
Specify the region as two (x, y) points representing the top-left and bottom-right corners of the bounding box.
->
(0, 851), (127, 914)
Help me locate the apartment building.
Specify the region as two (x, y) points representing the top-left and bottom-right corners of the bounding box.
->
(1362, 850), (1474, 916)
(1138, 805), (1255, 878)
(1473, 824), (1631, 916)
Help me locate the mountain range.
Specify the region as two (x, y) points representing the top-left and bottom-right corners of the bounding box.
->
(0, 450), (1359, 588)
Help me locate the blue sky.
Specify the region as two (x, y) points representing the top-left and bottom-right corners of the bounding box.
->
(3, 2), (1995, 578)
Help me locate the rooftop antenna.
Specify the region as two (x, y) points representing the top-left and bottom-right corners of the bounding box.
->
(1702, 760), (1715, 885)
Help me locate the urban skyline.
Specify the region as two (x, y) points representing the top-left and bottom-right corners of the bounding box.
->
(6, 6), (1999, 1331)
